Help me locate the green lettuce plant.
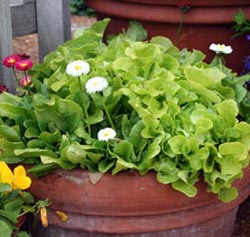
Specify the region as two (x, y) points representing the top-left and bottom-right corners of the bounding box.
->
(0, 19), (250, 203)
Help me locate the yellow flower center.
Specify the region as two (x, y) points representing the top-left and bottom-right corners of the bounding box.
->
(74, 65), (82, 71)
(104, 131), (110, 137)
(218, 44), (225, 51)
(20, 63), (28, 67)
(92, 81), (98, 86)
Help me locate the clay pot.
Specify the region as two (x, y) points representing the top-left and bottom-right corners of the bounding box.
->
(15, 215), (27, 228)
(29, 168), (250, 237)
(85, 0), (250, 73)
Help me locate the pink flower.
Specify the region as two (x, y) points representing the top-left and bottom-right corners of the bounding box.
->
(15, 59), (33, 71)
(0, 84), (8, 93)
(2, 54), (20, 68)
(20, 76), (32, 87)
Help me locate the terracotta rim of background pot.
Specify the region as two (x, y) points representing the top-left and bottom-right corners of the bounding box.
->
(120, 0), (250, 7)
(29, 168), (250, 234)
(86, 0), (250, 24)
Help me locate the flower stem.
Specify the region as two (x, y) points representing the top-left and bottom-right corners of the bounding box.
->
(103, 103), (115, 129)
(218, 55), (225, 72)
(175, 12), (185, 47)
(12, 67), (19, 85)
(78, 77), (91, 137)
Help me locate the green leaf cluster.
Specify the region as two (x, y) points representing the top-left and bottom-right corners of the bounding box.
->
(0, 19), (250, 202)
(0, 184), (34, 237)
(232, 9), (250, 37)
(70, 0), (95, 17)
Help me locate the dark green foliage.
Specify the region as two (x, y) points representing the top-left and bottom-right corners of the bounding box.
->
(70, 0), (95, 17)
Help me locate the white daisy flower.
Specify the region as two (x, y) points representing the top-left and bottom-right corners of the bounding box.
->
(209, 43), (233, 54)
(66, 60), (90, 77)
(98, 128), (116, 141)
(85, 76), (108, 94)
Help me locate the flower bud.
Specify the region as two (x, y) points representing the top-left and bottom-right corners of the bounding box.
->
(20, 76), (32, 87)
(0, 84), (8, 93)
(177, 1), (192, 13)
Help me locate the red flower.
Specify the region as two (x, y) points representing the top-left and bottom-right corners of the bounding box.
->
(20, 76), (32, 87)
(177, 1), (192, 13)
(15, 59), (33, 71)
(2, 54), (21, 68)
(0, 84), (9, 93)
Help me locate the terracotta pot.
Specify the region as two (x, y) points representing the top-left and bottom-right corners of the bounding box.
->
(12, 215), (27, 237)
(15, 215), (27, 228)
(29, 168), (250, 236)
(85, 0), (250, 73)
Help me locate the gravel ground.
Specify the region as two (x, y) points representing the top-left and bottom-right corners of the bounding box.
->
(13, 15), (250, 237)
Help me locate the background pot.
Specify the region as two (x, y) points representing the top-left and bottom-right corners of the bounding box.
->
(85, 0), (250, 73)
(29, 168), (250, 237)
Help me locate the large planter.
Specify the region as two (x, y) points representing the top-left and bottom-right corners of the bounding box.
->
(85, 0), (250, 73)
(29, 168), (250, 237)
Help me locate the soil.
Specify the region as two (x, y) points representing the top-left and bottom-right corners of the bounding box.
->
(13, 15), (250, 237)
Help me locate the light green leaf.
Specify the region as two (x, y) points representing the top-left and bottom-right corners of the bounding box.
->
(0, 183), (12, 192)
(185, 67), (225, 88)
(112, 158), (138, 175)
(98, 159), (115, 173)
(14, 148), (57, 158)
(61, 144), (87, 165)
(168, 135), (186, 154)
(219, 142), (248, 161)
(25, 127), (40, 138)
(218, 187), (238, 203)
(0, 125), (20, 142)
(126, 21), (148, 41)
(172, 179), (197, 197)
(156, 162), (179, 184)
(150, 36), (174, 52)
(139, 138), (161, 170)
(39, 130), (61, 144)
(0, 220), (12, 237)
(41, 155), (74, 170)
(187, 80), (221, 103)
(113, 140), (135, 162)
(215, 100), (238, 126)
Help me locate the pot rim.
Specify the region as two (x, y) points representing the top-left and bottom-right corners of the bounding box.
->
(85, 0), (250, 24)
(120, 0), (250, 7)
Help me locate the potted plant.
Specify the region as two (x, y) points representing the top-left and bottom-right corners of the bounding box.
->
(0, 19), (250, 236)
(85, 0), (250, 73)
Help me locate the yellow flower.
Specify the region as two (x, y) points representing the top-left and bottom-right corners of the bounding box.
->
(0, 161), (13, 185)
(12, 165), (32, 190)
(0, 161), (31, 190)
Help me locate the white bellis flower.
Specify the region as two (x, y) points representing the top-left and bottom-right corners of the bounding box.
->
(85, 76), (108, 94)
(97, 128), (116, 141)
(209, 43), (233, 54)
(66, 60), (90, 77)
